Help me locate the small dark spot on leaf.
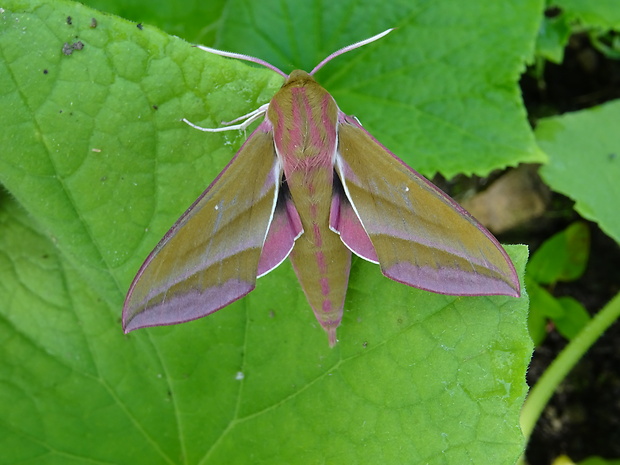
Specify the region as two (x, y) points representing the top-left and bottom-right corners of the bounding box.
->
(609, 153), (617, 161)
(152, 105), (158, 110)
(90, 17), (97, 28)
(62, 41), (84, 55)
(137, 23), (143, 30)
(42, 254), (49, 259)
(363, 341), (368, 348)
(66, 16), (72, 25)
(43, 69), (48, 74)
(100, 176), (107, 182)
(544, 6), (562, 18)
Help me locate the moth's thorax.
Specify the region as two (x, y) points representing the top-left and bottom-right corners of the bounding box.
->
(267, 70), (339, 177)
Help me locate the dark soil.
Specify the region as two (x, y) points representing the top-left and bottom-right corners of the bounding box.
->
(518, 29), (620, 465)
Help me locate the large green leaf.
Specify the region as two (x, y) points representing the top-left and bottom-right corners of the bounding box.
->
(0, 191), (530, 464)
(537, 100), (620, 244)
(81, 0), (546, 178)
(1, 1), (532, 463)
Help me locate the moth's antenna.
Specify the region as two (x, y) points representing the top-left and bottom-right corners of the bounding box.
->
(310, 28), (394, 76)
(195, 28), (394, 79)
(194, 45), (289, 79)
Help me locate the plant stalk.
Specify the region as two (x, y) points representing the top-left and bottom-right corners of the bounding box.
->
(520, 291), (620, 450)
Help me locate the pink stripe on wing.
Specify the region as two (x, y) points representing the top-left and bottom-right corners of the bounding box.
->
(125, 280), (254, 332)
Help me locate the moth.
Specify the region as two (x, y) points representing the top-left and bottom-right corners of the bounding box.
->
(122, 29), (520, 346)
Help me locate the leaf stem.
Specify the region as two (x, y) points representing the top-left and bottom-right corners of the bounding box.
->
(520, 291), (620, 446)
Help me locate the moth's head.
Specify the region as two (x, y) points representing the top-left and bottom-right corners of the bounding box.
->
(282, 70), (316, 88)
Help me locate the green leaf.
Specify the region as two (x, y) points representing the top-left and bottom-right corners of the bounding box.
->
(537, 101), (620, 244)
(536, 11), (573, 63)
(554, 0), (620, 30)
(536, 0), (620, 63)
(78, 0), (228, 44)
(1, 1), (533, 463)
(0, 192), (530, 464)
(225, 0), (546, 178)
(527, 222), (590, 285)
(554, 296), (591, 340)
(525, 223), (591, 345)
(83, 0), (546, 178)
(526, 277), (565, 345)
